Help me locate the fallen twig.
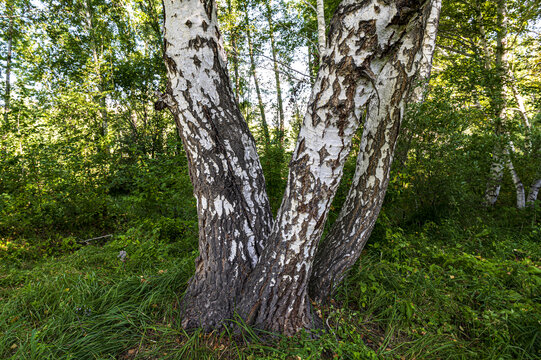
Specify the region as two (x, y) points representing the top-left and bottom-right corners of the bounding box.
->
(78, 234), (113, 245)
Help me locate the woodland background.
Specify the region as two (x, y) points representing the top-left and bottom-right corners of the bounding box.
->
(0, 0), (540, 358)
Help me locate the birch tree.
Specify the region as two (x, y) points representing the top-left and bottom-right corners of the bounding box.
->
(161, 0), (441, 335)
(437, 0), (540, 208)
(264, 0), (286, 142)
(3, 5), (13, 126)
(316, 0), (326, 58)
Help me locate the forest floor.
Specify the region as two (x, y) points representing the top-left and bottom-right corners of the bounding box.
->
(1, 210), (540, 359)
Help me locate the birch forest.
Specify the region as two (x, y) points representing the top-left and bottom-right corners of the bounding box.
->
(1, 0), (540, 358)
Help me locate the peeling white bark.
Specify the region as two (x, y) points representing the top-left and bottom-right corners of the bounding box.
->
(310, 0), (442, 303)
(163, 0), (272, 330)
(238, 0), (437, 335)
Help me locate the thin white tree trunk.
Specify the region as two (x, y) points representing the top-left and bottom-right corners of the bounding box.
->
(264, 0), (285, 141)
(478, 0), (504, 206)
(475, 0), (492, 70)
(485, 146), (505, 206)
(316, 0), (326, 59)
(244, 10), (270, 145)
(527, 178), (541, 205)
(84, 0), (109, 146)
(226, 0), (241, 103)
(410, 0), (441, 103)
(508, 72), (531, 129)
(484, 0), (509, 207)
(504, 145), (525, 209)
(4, 10), (13, 126)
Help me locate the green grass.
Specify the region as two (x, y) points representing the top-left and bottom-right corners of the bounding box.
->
(1, 213), (540, 359)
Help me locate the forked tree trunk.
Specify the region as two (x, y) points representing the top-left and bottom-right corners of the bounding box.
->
(237, 0), (437, 335)
(310, 0), (442, 303)
(482, 0), (532, 210)
(162, 0), (439, 335)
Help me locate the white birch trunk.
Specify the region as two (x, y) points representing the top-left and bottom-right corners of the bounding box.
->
(484, 0), (508, 207)
(508, 72), (531, 129)
(504, 145), (526, 209)
(316, 0), (326, 59)
(310, 0), (442, 302)
(162, 0), (440, 335)
(527, 179), (541, 205)
(162, 0), (272, 330)
(264, 0), (285, 140)
(238, 0), (436, 335)
(4, 10), (13, 126)
(244, 9), (270, 145)
(485, 147), (505, 206)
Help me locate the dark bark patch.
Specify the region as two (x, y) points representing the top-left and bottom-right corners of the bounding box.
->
(193, 55), (202, 67)
(339, 39), (351, 56)
(164, 54), (177, 73)
(391, 0), (424, 25)
(354, 20), (377, 51)
(318, 146), (330, 165)
(203, 0), (214, 21)
(297, 138), (306, 155)
(189, 35), (210, 51)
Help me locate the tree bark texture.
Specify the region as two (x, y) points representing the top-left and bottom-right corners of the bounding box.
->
(237, 0), (437, 335)
(162, 0), (272, 330)
(310, 0), (442, 303)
